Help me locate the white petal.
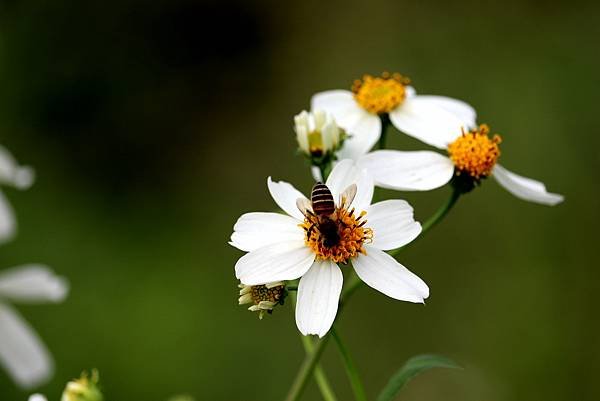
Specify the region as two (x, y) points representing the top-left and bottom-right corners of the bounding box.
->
(337, 114), (381, 160)
(0, 145), (35, 189)
(0, 303), (53, 389)
(358, 150), (454, 191)
(230, 212), (305, 252)
(325, 159), (374, 212)
(0, 265), (69, 304)
(389, 97), (467, 149)
(353, 246), (429, 303)
(235, 241), (315, 285)
(492, 164), (564, 206)
(267, 177), (307, 221)
(405, 86), (416, 98)
(295, 260), (342, 338)
(0, 191), (16, 244)
(412, 96), (476, 129)
(311, 90), (381, 159)
(28, 394), (48, 401)
(367, 200), (422, 250)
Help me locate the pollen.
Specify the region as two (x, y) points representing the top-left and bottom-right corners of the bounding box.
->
(352, 72), (410, 114)
(448, 124), (502, 179)
(301, 207), (373, 264)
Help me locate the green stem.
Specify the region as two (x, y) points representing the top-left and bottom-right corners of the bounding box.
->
(331, 328), (368, 401)
(388, 187), (460, 257)
(378, 114), (391, 150)
(284, 335), (331, 401)
(300, 336), (338, 401)
(421, 187), (461, 234)
(318, 162), (332, 182)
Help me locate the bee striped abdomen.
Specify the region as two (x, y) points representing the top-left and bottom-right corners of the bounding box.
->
(311, 182), (335, 216)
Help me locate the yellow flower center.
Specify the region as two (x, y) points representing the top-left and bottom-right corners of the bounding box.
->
(448, 124), (502, 179)
(308, 131), (325, 156)
(250, 284), (285, 305)
(301, 206), (373, 264)
(352, 72), (410, 114)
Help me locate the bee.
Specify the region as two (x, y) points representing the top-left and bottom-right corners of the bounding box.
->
(297, 182), (357, 248)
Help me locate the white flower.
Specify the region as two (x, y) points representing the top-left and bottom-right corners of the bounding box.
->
(295, 110), (342, 158)
(358, 124), (564, 205)
(230, 160), (428, 337)
(311, 72), (475, 159)
(0, 265), (69, 389)
(28, 394), (48, 401)
(0, 144), (35, 244)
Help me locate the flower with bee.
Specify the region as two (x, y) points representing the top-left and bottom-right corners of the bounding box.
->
(230, 160), (427, 337)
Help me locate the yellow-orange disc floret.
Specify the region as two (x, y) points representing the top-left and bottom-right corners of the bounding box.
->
(301, 207), (373, 264)
(448, 124), (502, 179)
(352, 72), (410, 114)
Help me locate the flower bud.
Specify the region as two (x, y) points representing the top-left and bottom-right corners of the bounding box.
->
(294, 110), (343, 159)
(61, 370), (103, 401)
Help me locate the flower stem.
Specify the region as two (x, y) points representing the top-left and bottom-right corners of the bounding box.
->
(300, 336), (339, 401)
(421, 186), (461, 234)
(318, 162), (332, 182)
(331, 328), (368, 401)
(388, 187), (461, 257)
(378, 114), (391, 150)
(284, 335), (331, 401)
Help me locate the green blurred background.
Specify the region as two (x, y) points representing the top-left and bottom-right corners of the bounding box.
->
(0, 0), (598, 400)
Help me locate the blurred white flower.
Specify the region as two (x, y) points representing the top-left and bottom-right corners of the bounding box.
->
(0, 265), (69, 389)
(28, 394), (48, 401)
(0, 144), (35, 244)
(358, 124), (564, 205)
(231, 160), (428, 337)
(311, 72), (475, 159)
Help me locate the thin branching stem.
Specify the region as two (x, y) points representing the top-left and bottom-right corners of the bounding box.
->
(331, 328), (368, 401)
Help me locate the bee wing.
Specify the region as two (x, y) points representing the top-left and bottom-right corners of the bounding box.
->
(340, 184), (357, 208)
(296, 197), (313, 218)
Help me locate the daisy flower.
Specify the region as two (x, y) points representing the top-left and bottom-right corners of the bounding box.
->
(0, 265), (69, 389)
(358, 124), (564, 205)
(311, 72), (475, 159)
(0, 144), (35, 243)
(230, 160), (428, 337)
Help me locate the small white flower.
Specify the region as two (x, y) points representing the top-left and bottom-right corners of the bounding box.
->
(0, 265), (69, 389)
(311, 72), (475, 159)
(295, 110), (342, 158)
(28, 394), (48, 401)
(358, 124), (564, 205)
(0, 144), (35, 244)
(230, 160), (428, 337)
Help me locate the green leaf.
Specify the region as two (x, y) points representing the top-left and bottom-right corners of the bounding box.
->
(376, 354), (462, 401)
